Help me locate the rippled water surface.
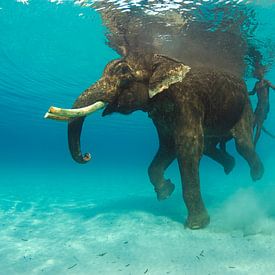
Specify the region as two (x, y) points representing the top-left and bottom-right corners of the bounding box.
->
(1, 1), (275, 274)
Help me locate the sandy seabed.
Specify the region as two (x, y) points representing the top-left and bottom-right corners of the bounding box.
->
(1, 163), (275, 275)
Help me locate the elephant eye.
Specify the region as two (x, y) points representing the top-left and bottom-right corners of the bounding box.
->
(121, 66), (131, 74)
(115, 64), (132, 75)
(152, 62), (160, 72)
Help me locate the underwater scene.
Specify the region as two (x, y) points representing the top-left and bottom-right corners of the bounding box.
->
(1, 0), (275, 274)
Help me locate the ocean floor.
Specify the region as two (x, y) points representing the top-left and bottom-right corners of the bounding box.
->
(1, 162), (275, 275)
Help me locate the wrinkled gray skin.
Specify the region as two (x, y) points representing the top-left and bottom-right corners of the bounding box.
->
(68, 54), (264, 229)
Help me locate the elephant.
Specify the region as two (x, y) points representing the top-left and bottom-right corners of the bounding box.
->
(45, 53), (264, 229)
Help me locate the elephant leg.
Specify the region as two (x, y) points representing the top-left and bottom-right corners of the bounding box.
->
(219, 136), (232, 152)
(232, 108), (264, 181)
(204, 140), (235, 175)
(148, 128), (176, 201)
(219, 139), (227, 152)
(175, 123), (209, 230)
(254, 121), (263, 147)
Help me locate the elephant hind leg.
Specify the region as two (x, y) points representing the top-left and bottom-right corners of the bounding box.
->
(254, 121), (263, 147)
(204, 138), (235, 175)
(231, 106), (264, 181)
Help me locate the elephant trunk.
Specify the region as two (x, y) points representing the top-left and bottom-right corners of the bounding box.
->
(68, 82), (107, 164)
(68, 116), (90, 164)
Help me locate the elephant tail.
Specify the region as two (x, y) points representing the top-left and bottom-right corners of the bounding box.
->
(262, 126), (275, 138)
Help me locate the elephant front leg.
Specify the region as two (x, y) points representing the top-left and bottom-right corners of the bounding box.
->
(176, 131), (210, 230)
(148, 146), (176, 201)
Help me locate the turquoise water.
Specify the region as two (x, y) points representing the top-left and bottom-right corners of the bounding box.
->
(1, 1), (275, 274)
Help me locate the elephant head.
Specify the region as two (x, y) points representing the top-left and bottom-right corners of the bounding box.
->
(45, 54), (190, 163)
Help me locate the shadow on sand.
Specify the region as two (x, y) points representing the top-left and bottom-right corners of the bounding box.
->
(67, 195), (187, 223)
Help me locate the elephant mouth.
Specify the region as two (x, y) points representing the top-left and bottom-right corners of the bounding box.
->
(102, 103), (134, 116)
(102, 103), (115, 116)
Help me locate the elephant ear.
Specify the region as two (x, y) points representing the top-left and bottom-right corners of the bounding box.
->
(148, 54), (191, 98)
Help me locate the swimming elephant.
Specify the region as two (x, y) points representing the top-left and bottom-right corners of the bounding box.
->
(45, 53), (264, 229)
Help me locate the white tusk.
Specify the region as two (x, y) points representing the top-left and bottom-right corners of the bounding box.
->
(44, 112), (70, 121)
(44, 101), (105, 120)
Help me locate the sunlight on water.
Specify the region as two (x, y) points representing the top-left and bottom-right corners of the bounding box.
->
(1, 0), (274, 127)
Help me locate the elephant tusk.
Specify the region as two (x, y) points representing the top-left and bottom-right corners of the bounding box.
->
(44, 101), (106, 120)
(44, 112), (70, 121)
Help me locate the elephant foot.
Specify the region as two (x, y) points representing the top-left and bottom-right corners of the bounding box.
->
(224, 156), (235, 175)
(184, 212), (210, 230)
(250, 160), (264, 181)
(155, 179), (175, 201)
